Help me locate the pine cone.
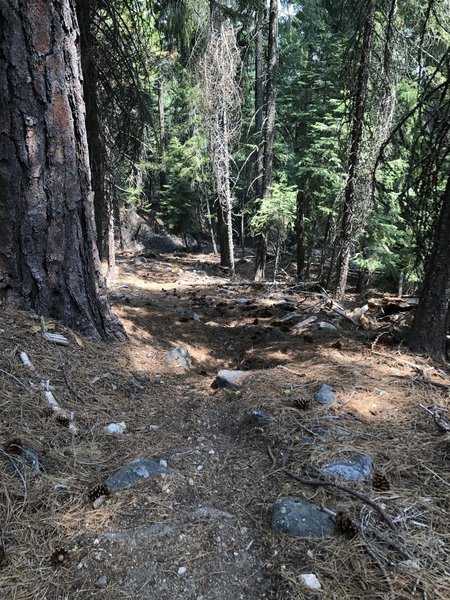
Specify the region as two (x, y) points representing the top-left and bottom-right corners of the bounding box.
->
(88, 483), (110, 503)
(55, 413), (70, 427)
(372, 471), (390, 491)
(295, 397), (311, 410)
(334, 511), (359, 538)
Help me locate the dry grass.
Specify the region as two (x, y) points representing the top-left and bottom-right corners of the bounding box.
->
(0, 252), (449, 599)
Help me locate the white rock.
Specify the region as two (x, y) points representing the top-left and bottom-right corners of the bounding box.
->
(104, 422), (126, 435)
(317, 321), (337, 330)
(298, 573), (322, 590)
(178, 566), (187, 575)
(159, 459), (168, 468)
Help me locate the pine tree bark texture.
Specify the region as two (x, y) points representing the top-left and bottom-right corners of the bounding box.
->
(254, 0), (278, 282)
(409, 175), (450, 360)
(0, 0), (125, 340)
(333, 0), (376, 301)
(76, 0), (107, 258)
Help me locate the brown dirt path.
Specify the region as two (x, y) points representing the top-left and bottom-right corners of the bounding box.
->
(0, 252), (449, 599)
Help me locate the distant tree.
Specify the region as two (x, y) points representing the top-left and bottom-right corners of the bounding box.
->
(254, 0), (279, 281)
(0, 0), (125, 340)
(199, 1), (242, 274)
(333, 0), (376, 300)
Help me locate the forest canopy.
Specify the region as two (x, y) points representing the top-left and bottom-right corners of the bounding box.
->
(0, 0), (449, 357)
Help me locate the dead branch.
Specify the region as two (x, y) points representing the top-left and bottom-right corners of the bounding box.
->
(283, 468), (397, 531)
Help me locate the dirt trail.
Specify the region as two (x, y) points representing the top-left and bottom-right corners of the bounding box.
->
(0, 252), (449, 599)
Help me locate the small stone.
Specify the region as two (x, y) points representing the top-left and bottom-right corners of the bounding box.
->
(104, 422), (126, 435)
(95, 575), (108, 589)
(322, 454), (373, 481)
(188, 478), (194, 486)
(211, 370), (248, 390)
(178, 566), (187, 575)
(159, 459), (168, 468)
(21, 446), (43, 474)
(105, 458), (171, 492)
(298, 573), (322, 590)
(166, 346), (192, 370)
(197, 465), (204, 471)
(253, 329), (283, 344)
(177, 308), (202, 321)
(249, 410), (272, 426)
(147, 424), (159, 431)
(272, 497), (335, 538)
(397, 560), (422, 574)
(317, 321), (337, 331)
(313, 384), (336, 405)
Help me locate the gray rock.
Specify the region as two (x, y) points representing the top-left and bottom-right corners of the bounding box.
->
(322, 454), (373, 481)
(189, 507), (235, 520)
(167, 346), (192, 370)
(249, 410), (272, 426)
(22, 446), (44, 474)
(177, 308), (202, 321)
(314, 384), (336, 405)
(317, 321), (337, 331)
(211, 369), (248, 390)
(102, 524), (173, 545)
(253, 329), (283, 345)
(95, 575), (108, 589)
(105, 458), (171, 492)
(272, 497), (335, 538)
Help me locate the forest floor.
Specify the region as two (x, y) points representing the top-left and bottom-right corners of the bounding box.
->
(0, 251), (449, 600)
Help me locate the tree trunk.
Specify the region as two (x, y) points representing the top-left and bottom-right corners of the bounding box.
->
(0, 0), (125, 341)
(296, 188), (306, 280)
(254, 5), (264, 200)
(76, 0), (106, 258)
(333, 0), (376, 301)
(217, 203), (232, 269)
(409, 175), (450, 360)
(254, 0), (278, 282)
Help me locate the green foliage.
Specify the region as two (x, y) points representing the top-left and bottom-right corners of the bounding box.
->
(250, 181), (297, 244)
(159, 133), (209, 235)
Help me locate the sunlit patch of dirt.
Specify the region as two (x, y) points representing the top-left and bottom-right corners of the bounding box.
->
(0, 251), (449, 599)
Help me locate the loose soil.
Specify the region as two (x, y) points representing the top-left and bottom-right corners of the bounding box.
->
(0, 252), (449, 599)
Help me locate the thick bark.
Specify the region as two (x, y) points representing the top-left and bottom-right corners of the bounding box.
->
(254, 0), (278, 282)
(76, 0), (106, 257)
(333, 0), (376, 301)
(296, 188), (306, 279)
(0, 0), (125, 341)
(409, 175), (450, 360)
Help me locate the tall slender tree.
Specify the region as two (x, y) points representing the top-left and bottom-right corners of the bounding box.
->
(254, 0), (279, 281)
(333, 0), (376, 300)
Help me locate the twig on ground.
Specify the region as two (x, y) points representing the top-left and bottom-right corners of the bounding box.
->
(0, 367), (27, 389)
(283, 468), (397, 531)
(362, 540), (396, 600)
(278, 365), (306, 377)
(61, 366), (86, 403)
